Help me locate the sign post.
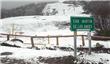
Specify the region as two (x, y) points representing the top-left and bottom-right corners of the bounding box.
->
(74, 31), (77, 57)
(88, 31), (91, 54)
(70, 16), (94, 57)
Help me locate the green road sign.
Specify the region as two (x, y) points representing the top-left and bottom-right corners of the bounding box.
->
(70, 16), (94, 31)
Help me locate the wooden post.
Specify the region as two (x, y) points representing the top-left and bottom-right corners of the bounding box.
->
(56, 37), (59, 46)
(74, 31), (77, 58)
(7, 35), (10, 40)
(12, 24), (15, 35)
(14, 32), (17, 39)
(82, 35), (85, 46)
(30, 37), (35, 47)
(48, 35), (50, 44)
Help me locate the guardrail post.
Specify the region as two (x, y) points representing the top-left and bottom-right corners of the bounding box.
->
(82, 35), (85, 46)
(48, 35), (50, 44)
(7, 35), (10, 40)
(30, 37), (35, 47)
(56, 37), (59, 46)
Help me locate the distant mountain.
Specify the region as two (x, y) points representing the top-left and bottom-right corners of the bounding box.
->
(1, 1), (89, 19)
(1, 2), (48, 18)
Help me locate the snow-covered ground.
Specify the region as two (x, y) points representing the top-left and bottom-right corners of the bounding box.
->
(0, 16), (110, 63)
(0, 2), (110, 64)
(0, 46), (110, 64)
(0, 46), (74, 59)
(79, 53), (110, 64)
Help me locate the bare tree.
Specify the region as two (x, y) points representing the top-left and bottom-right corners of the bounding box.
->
(82, 1), (110, 36)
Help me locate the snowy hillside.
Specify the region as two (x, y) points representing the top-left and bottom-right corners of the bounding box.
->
(42, 2), (90, 16)
(1, 16), (90, 36)
(0, 3), (92, 48)
(0, 2), (90, 35)
(0, 16), (87, 47)
(1, 15), (110, 49)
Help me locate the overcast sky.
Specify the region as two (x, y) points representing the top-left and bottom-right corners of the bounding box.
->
(1, 0), (102, 9)
(1, 0), (58, 9)
(1, 0), (94, 1)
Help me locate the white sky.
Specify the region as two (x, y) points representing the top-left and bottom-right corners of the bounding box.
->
(1, 0), (59, 9)
(1, 0), (109, 9)
(1, 0), (58, 2)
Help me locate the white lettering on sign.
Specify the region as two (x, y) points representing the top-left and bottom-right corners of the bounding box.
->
(83, 25), (92, 29)
(73, 19), (80, 23)
(73, 25), (92, 29)
(82, 20), (92, 23)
